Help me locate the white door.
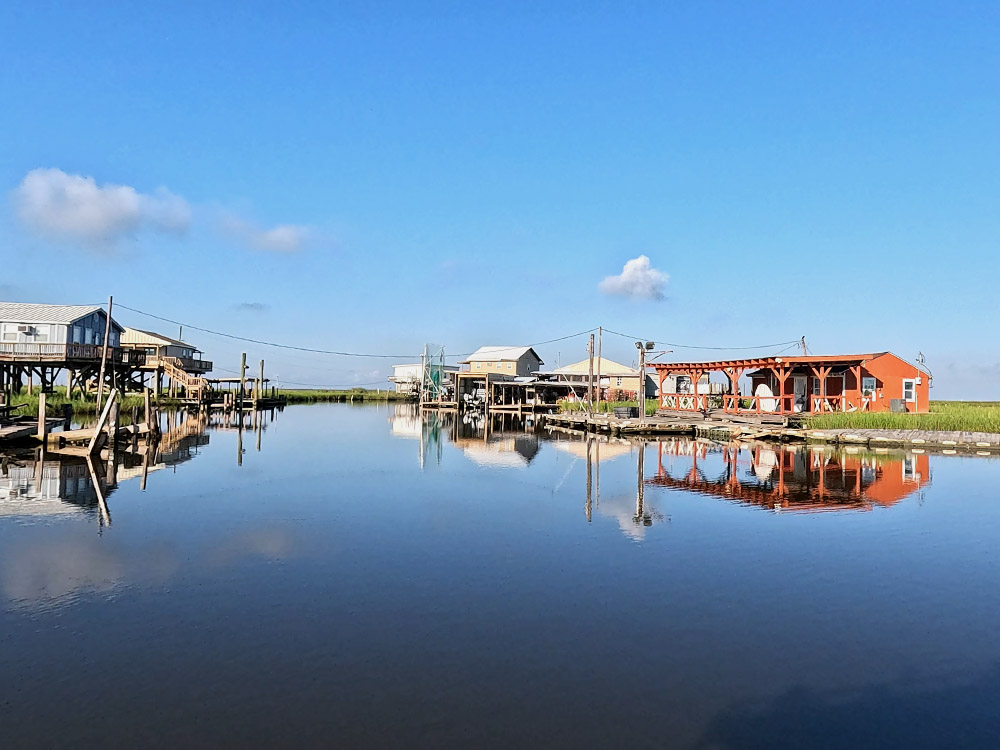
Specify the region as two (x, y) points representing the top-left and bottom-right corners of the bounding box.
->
(793, 376), (808, 412)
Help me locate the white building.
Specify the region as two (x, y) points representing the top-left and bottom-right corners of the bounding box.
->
(388, 362), (459, 395)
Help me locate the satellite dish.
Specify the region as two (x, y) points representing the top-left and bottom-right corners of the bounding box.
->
(754, 383), (777, 412)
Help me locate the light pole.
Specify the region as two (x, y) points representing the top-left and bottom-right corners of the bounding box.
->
(635, 340), (655, 424)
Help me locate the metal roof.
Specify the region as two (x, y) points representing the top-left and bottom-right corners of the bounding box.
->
(0, 302), (121, 329)
(461, 346), (544, 364)
(121, 327), (196, 349)
(552, 357), (640, 376)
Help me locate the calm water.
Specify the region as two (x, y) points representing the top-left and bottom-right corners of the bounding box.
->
(2, 404), (999, 749)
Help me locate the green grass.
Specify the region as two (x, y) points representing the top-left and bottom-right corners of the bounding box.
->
(9, 387), (160, 417)
(559, 399), (659, 417)
(805, 401), (1000, 433)
(278, 388), (410, 404)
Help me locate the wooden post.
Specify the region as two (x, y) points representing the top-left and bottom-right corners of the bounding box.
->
(96, 295), (113, 410)
(587, 334), (595, 417)
(238, 353), (246, 411)
(258, 359), (265, 403)
(36, 391), (47, 440)
(106, 398), (119, 487)
(595, 326), (602, 410)
(89, 388), (118, 455)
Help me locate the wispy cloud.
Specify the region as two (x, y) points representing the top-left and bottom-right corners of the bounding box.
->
(598, 255), (668, 301)
(219, 212), (310, 253)
(12, 168), (190, 248)
(234, 302), (271, 314)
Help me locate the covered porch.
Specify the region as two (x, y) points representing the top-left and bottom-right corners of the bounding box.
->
(652, 355), (880, 416)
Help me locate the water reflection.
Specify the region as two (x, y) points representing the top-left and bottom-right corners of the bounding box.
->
(388, 405), (934, 521)
(648, 439), (932, 513)
(0, 406), (279, 524)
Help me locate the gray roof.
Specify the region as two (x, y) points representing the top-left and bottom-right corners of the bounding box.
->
(0, 302), (122, 330)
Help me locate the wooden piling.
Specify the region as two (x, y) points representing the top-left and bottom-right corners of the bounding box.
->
(36, 391), (47, 440)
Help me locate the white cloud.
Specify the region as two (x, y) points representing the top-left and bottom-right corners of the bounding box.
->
(219, 212), (309, 253)
(13, 168), (190, 246)
(598, 255), (668, 301)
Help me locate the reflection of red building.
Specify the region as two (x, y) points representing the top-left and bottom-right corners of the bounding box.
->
(648, 440), (930, 513)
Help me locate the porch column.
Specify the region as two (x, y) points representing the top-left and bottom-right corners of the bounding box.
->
(774, 366), (791, 414)
(809, 365), (832, 411)
(724, 366), (745, 412)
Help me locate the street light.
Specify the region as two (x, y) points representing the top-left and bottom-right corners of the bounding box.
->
(635, 341), (655, 424)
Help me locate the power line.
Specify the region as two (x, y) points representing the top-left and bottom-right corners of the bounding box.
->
(602, 327), (801, 351)
(115, 303), (421, 359)
(116, 302), (596, 362)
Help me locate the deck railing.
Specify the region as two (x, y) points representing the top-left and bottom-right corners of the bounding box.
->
(143, 355), (212, 373)
(0, 343), (145, 365)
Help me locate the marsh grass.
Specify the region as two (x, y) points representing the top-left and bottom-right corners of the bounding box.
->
(279, 389), (409, 404)
(806, 401), (1000, 433)
(560, 400), (659, 417)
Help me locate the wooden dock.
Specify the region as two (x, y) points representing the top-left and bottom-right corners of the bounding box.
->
(542, 411), (1000, 453)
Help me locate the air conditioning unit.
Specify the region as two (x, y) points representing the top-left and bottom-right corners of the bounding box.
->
(16, 325), (35, 334)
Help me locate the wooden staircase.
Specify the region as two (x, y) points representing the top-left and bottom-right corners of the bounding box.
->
(162, 357), (208, 400)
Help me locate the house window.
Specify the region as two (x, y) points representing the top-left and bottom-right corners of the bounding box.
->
(903, 379), (916, 403)
(474, 362), (481, 370)
(812, 378), (820, 395)
(862, 376), (876, 397)
(616, 376), (623, 387)
(507, 362), (513, 370)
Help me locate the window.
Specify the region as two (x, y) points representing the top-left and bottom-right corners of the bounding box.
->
(903, 379), (916, 403)
(812, 378), (820, 395)
(616, 376), (623, 387)
(507, 362), (513, 370)
(862, 376), (876, 397)
(474, 362), (481, 370)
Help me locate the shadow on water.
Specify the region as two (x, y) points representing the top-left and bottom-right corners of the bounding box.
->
(697, 662), (1000, 750)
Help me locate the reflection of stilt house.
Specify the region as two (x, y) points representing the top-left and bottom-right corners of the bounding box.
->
(0, 303), (145, 401)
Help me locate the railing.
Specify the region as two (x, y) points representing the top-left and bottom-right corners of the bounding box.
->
(144, 355), (212, 372)
(0, 342), (141, 363)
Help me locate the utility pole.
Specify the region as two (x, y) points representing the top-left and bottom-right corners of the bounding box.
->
(587, 334), (595, 417)
(179, 325), (183, 341)
(239, 352), (247, 410)
(638, 342), (647, 425)
(800, 336), (808, 356)
(96, 295), (113, 410)
(595, 326), (602, 410)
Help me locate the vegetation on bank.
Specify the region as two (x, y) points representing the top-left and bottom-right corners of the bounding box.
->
(278, 388), (410, 404)
(9, 387), (174, 416)
(805, 401), (1000, 433)
(559, 400), (659, 417)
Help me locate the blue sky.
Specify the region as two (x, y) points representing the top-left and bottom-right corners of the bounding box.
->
(1, 1), (997, 397)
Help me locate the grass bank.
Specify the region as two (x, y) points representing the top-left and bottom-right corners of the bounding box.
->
(9, 387), (177, 416)
(559, 400), (659, 417)
(279, 389), (410, 404)
(805, 401), (1000, 433)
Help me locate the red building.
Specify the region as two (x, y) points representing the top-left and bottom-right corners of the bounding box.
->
(652, 352), (930, 415)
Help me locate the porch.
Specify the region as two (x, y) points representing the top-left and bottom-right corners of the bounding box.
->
(653, 356), (880, 416)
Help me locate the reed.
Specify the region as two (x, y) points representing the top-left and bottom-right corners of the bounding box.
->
(559, 400), (658, 416)
(279, 388), (409, 404)
(806, 401), (1000, 433)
